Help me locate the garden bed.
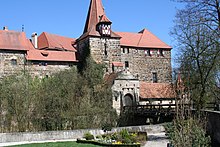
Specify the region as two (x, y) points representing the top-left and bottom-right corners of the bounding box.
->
(76, 139), (141, 147)
(77, 129), (147, 147)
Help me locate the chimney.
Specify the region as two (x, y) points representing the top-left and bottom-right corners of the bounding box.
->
(3, 26), (8, 31)
(31, 32), (38, 48)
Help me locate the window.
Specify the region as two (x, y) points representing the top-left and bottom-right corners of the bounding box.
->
(158, 49), (164, 56)
(122, 48), (125, 53)
(153, 72), (158, 83)
(145, 49), (151, 56)
(125, 61), (129, 68)
(11, 59), (17, 66)
(39, 62), (47, 66)
(122, 48), (129, 54)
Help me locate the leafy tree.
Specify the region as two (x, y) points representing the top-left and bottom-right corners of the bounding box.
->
(172, 0), (220, 110)
(0, 73), (34, 132)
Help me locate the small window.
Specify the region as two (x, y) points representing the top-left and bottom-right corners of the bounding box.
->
(122, 48), (125, 53)
(145, 49), (151, 56)
(158, 49), (164, 56)
(125, 61), (129, 68)
(39, 62), (47, 66)
(127, 48), (130, 54)
(11, 59), (17, 66)
(104, 49), (108, 56)
(153, 72), (158, 83)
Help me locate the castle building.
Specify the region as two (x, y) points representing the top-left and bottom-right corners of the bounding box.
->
(76, 0), (174, 114)
(0, 0), (175, 115)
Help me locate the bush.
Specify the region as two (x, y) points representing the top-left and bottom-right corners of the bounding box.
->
(165, 118), (211, 147)
(83, 132), (94, 140)
(102, 123), (112, 132)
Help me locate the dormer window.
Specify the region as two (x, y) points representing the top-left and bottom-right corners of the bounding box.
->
(97, 14), (112, 36)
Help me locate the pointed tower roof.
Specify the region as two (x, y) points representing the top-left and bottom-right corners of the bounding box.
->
(79, 0), (120, 40)
(83, 0), (105, 34)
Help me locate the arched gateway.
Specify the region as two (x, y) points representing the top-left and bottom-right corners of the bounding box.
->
(123, 93), (134, 107)
(111, 70), (140, 115)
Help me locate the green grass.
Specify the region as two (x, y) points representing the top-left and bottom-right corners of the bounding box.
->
(11, 141), (99, 147)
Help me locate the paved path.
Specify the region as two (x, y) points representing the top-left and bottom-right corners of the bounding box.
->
(144, 132), (169, 147)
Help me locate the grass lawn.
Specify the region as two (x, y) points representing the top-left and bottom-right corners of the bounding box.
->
(11, 141), (99, 147)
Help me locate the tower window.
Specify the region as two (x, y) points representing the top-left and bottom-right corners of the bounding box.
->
(125, 61), (129, 68)
(122, 48), (125, 53)
(127, 48), (130, 54)
(158, 49), (164, 56)
(11, 59), (17, 66)
(153, 72), (158, 83)
(145, 49), (151, 56)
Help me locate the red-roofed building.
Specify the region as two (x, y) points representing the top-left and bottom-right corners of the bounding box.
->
(0, 28), (78, 78)
(0, 0), (174, 116)
(0, 28), (33, 77)
(76, 0), (174, 114)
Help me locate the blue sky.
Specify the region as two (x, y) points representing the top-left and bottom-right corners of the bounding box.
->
(0, 0), (184, 66)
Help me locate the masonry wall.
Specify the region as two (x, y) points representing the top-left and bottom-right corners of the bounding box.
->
(77, 37), (121, 73)
(120, 47), (172, 83)
(26, 62), (76, 78)
(0, 51), (26, 78)
(0, 125), (165, 143)
(112, 79), (140, 114)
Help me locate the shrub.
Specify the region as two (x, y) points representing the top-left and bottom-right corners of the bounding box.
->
(165, 118), (211, 147)
(83, 132), (94, 140)
(102, 123), (112, 132)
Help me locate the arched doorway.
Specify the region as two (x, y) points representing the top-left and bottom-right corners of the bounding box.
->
(123, 93), (134, 107)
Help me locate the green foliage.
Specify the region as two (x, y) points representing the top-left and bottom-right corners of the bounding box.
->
(165, 118), (211, 147)
(102, 123), (112, 132)
(117, 129), (138, 144)
(83, 132), (95, 140)
(0, 56), (117, 132)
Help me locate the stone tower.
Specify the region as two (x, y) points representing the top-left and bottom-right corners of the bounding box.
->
(76, 0), (122, 73)
(77, 0), (173, 115)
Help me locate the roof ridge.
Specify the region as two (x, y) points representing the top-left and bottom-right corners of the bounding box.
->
(137, 29), (145, 47)
(41, 32), (50, 49)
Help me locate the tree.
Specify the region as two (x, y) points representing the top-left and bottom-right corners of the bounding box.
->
(172, 0), (220, 111)
(0, 73), (34, 132)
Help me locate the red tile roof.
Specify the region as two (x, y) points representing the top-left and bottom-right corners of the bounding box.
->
(140, 82), (175, 99)
(78, 0), (120, 40)
(99, 14), (111, 23)
(27, 49), (77, 62)
(38, 32), (76, 51)
(0, 30), (33, 51)
(116, 29), (172, 49)
(112, 62), (123, 67)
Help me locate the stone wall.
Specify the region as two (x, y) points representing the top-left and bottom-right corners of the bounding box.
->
(0, 51), (26, 78)
(206, 110), (220, 146)
(112, 78), (140, 114)
(0, 125), (165, 143)
(121, 47), (172, 83)
(26, 62), (76, 78)
(77, 37), (121, 73)
(0, 50), (77, 78)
